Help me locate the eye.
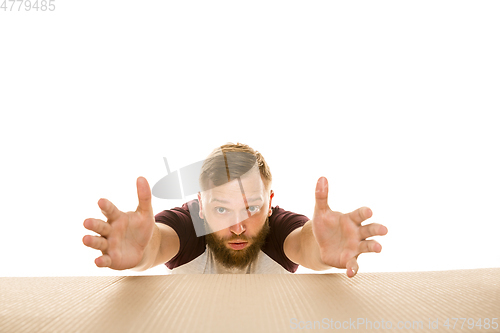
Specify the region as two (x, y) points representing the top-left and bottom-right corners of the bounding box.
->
(215, 207), (227, 214)
(248, 205), (260, 213)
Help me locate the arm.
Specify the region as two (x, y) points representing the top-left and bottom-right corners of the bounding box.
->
(131, 223), (180, 271)
(284, 220), (332, 271)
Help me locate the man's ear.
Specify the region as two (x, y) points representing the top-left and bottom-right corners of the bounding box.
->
(197, 192), (204, 219)
(268, 190), (274, 216)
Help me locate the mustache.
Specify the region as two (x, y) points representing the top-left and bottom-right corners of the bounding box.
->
(224, 234), (250, 242)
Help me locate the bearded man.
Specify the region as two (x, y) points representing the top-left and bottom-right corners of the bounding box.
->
(83, 143), (388, 277)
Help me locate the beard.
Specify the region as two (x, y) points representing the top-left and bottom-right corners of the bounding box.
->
(204, 217), (270, 269)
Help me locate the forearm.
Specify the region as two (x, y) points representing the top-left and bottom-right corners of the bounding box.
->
(299, 220), (332, 271)
(130, 223), (161, 271)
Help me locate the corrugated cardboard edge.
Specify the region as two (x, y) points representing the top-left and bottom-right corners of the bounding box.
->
(1, 268), (499, 333)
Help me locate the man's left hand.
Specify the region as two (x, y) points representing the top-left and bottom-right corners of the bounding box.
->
(312, 177), (388, 278)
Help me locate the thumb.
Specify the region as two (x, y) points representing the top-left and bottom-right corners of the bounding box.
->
(136, 176), (153, 214)
(315, 177), (330, 212)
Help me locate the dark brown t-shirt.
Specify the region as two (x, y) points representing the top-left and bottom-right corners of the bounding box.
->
(155, 199), (309, 273)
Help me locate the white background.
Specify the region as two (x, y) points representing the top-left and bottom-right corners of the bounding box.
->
(1, 1), (498, 277)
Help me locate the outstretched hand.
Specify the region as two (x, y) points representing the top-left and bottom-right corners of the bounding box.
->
(311, 177), (388, 278)
(82, 177), (155, 270)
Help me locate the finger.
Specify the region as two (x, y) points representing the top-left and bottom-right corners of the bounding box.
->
(95, 254), (112, 268)
(348, 206), (372, 225)
(314, 177), (330, 212)
(83, 218), (111, 237)
(358, 239), (382, 254)
(359, 223), (388, 240)
(82, 235), (109, 252)
(98, 198), (121, 221)
(346, 257), (359, 278)
(136, 176), (153, 214)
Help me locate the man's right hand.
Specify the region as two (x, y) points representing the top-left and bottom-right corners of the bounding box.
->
(83, 176), (155, 270)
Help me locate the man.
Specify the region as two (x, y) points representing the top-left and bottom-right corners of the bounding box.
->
(83, 143), (388, 277)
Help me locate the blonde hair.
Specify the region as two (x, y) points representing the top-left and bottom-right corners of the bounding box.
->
(199, 142), (272, 192)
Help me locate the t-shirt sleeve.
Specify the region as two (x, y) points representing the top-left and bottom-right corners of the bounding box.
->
(154, 200), (205, 269)
(262, 206), (310, 273)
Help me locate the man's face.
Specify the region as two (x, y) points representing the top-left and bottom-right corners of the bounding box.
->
(198, 167), (274, 268)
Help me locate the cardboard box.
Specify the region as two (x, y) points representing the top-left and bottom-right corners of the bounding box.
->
(1, 268), (499, 332)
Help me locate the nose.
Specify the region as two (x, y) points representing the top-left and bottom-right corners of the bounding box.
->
(226, 208), (250, 235)
(230, 222), (246, 236)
